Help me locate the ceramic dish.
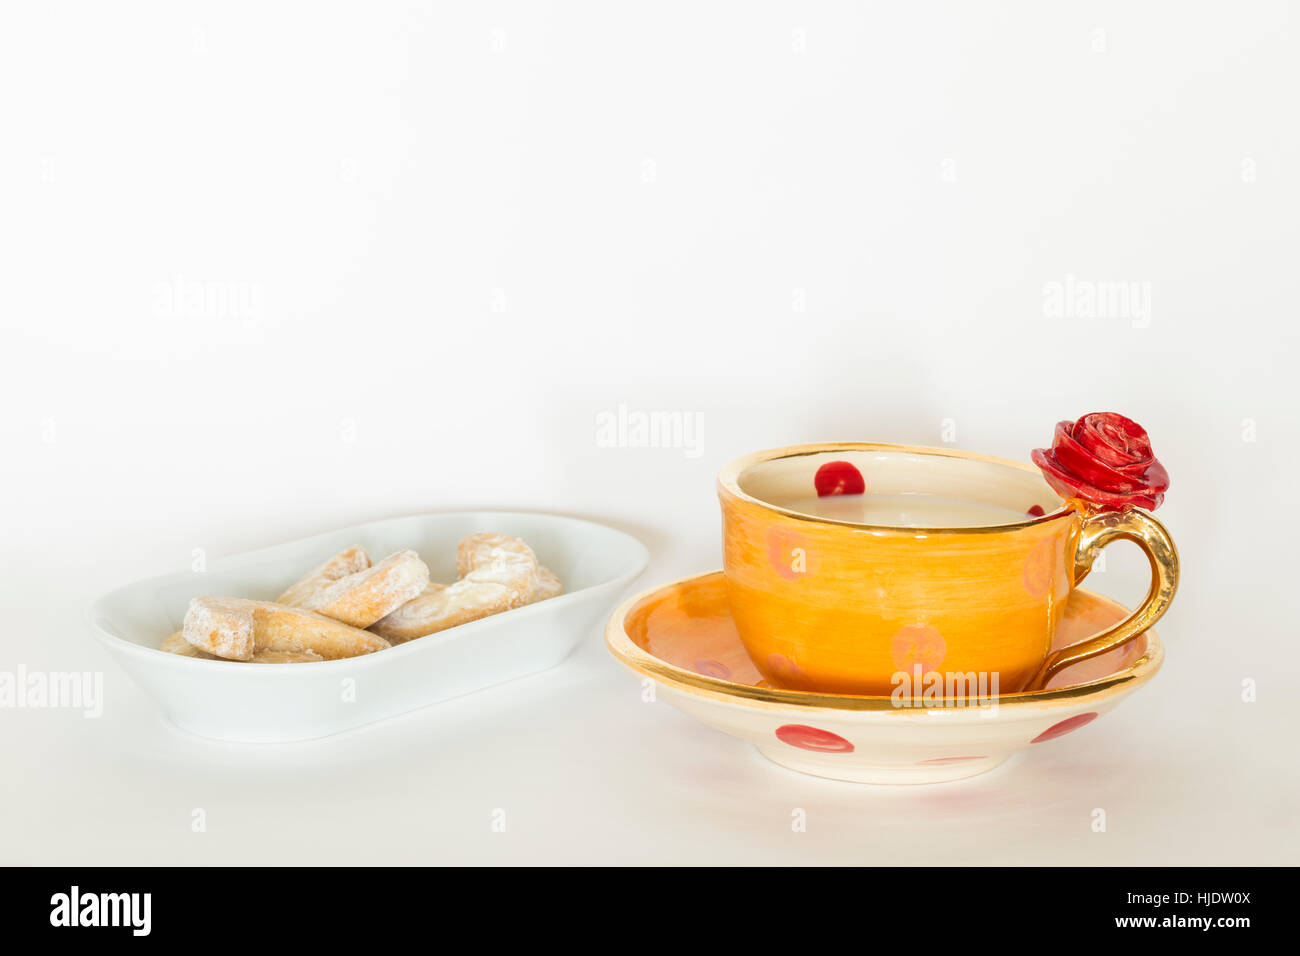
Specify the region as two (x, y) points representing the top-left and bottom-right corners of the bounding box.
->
(90, 512), (647, 742)
(606, 572), (1163, 784)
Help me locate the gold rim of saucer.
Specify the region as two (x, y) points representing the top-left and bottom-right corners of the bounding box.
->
(605, 571), (1164, 712)
(717, 441), (1076, 535)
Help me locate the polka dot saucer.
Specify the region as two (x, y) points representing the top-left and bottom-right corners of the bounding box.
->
(605, 572), (1163, 784)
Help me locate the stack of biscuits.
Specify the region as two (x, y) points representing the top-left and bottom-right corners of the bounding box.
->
(163, 533), (562, 663)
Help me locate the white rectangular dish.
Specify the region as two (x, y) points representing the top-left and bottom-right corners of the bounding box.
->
(88, 511), (647, 742)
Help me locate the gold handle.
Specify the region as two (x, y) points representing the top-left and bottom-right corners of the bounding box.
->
(1027, 507), (1179, 689)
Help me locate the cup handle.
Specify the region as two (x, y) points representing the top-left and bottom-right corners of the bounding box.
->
(1026, 507), (1179, 690)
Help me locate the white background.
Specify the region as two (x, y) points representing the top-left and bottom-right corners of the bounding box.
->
(1, 1), (1296, 864)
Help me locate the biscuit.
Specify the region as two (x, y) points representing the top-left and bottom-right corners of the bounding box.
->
(183, 597), (256, 659)
(298, 549), (430, 628)
(530, 566), (563, 603)
(370, 534), (539, 643)
(455, 534), (538, 595)
(249, 647), (326, 664)
(161, 630), (220, 659)
(162, 628), (327, 663)
(277, 545), (372, 608)
(183, 596), (391, 661)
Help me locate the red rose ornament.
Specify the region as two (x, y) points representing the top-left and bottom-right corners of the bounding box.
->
(1031, 412), (1169, 511)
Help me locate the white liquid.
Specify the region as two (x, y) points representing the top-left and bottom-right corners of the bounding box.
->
(776, 493), (1031, 528)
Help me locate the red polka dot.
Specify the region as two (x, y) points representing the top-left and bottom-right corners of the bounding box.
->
(765, 526), (814, 581)
(775, 724), (854, 753)
(814, 460), (865, 497)
(1022, 536), (1057, 598)
(917, 756), (988, 765)
(1026, 504), (1045, 517)
(1031, 712), (1099, 743)
(766, 653), (805, 683)
(889, 625), (947, 674)
(693, 659), (731, 680)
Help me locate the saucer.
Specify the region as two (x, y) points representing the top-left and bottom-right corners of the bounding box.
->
(605, 572), (1163, 784)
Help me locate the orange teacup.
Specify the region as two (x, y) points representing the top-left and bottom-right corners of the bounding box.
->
(718, 443), (1178, 696)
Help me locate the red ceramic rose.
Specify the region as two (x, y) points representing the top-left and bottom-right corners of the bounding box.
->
(1031, 412), (1169, 511)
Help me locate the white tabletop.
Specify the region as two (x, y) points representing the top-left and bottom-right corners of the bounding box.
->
(2, 516), (1295, 866)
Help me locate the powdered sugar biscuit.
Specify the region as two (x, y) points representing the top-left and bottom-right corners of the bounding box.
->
(530, 566), (563, 603)
(277, 545), (372, 608)
(456, 533), (537, 590)
(183, 597), (257, 660)
(163, 627), (326, 663)
(368, 582), (492, 643)
(183, 596), (391, 661)
(250, 647), (326, 664)
(300, 549), (430, 628)
(371, 534), (539, 643)
(455, 533), (539, 609)
(162, 630), (220, 659)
